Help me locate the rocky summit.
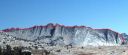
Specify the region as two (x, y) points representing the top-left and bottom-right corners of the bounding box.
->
(0, 23), (128, 47)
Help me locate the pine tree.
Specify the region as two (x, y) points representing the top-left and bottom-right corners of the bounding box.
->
(6, 45), (12, 55)
(0, 46), (2, 55)
(13, 47), (22, 55)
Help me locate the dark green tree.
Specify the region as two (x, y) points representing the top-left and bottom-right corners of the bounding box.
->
(13, 47), (22, 55)
(0, 46), (2, 55)
(3, 45), (12, 55)
(7, 45), (12, 55)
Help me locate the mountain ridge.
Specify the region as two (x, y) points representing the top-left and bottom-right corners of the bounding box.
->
(0, 23), (124, 34)
(0, 23), (128, 47)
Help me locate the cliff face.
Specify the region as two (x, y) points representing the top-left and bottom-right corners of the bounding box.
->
(1, 23), (126, 46)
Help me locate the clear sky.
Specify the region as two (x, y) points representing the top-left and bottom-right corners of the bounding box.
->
(0, 0), (128, 34)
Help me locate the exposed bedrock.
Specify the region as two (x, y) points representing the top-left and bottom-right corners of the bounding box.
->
(1, 23), (127, 46)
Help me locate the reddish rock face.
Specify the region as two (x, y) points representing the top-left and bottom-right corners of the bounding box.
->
(2, 24), (86, 32)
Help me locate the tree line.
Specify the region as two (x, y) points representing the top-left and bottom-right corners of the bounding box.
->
(0, 45), (31, 55)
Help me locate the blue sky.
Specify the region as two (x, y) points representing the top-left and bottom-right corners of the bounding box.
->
(0, 0), (128, 34)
